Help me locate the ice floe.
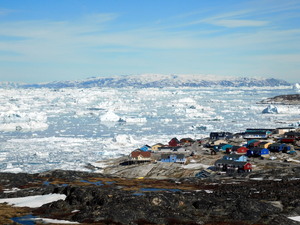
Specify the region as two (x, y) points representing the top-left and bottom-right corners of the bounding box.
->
(0, 86), (298, 173)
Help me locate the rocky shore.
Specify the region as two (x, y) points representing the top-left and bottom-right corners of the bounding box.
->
(1, 168), (300, 224)
(259, 94), (300, 105)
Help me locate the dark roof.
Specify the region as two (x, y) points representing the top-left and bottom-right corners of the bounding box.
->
(215, 159), (249, 167)
(285, 132), (300, 136)
(224, 154), (244, 160)
(210, 132), (233, 136)
(246, 128), (274, 132)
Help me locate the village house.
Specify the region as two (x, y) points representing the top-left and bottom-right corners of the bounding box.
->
(268, 143), (291, 153)
(210, 132), (233, 140)
(222, 153), (248, 162)
(246, 147), (270, 157)
(275, 127), (296, 135)
(284, 131), (300, 139)
(215, 159), (252, 172)
(158, 146), (182, 152)
(258, 141), (272, 149)
(160, 154), (186, 163)
(130, 150), (152, 161)
(180, 138), (195, 146)
(168, 137), (180, 147)
(151, 143), (164, 151)
(246, 139), (259, 148)
(139, 145), (152, 152)
(214, 143), (233, 152)
(244, 128), (274, 139)
(232, 146), (248, 154)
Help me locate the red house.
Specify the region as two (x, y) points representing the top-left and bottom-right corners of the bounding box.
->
(232, 146), (249, 154)
(281, 138), (295, 144)
(169, 137), (180, 147)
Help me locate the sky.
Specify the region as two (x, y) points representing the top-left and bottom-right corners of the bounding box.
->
(0, 0), (300, 83)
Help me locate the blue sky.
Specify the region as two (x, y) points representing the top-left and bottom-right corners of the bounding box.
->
(0, 0), (300, 83)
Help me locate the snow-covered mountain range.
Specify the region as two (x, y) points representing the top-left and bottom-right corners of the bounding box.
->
(1, 74), (291, 88)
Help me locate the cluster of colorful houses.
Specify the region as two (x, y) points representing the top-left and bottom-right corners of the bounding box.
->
(125, 127), (300, 174)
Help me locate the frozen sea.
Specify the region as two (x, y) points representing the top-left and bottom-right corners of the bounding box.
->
(0, 86), (299, 173)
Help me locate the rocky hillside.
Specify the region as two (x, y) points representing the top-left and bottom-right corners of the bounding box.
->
(260, 94), (300, 105)
(1, 169), (300, 224)
(0, 74), (290, 88)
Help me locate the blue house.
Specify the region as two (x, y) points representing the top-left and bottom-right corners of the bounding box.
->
(139, 145), (151, 152)
(220, 144), (233, 151)
(213, 144), (232, 151)
(223, 154), (248, 162)
(160, 154), (186, 163)
(268, 143), (291, 153)
(246, 148), (269, 157)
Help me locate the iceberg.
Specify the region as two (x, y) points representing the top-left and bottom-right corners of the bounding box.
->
(262, 105), (279, 114)
(293, 83), (300, 93)
(100, 110), (120, 122)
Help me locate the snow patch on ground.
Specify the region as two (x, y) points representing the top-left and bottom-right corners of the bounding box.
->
(0, 194), (66, 208)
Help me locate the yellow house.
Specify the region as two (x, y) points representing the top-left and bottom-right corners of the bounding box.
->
(258, 141), (272, 149)
(151, 143), (164, 151)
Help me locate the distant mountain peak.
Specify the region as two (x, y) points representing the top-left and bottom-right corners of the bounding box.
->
(0, 74), (291, 88)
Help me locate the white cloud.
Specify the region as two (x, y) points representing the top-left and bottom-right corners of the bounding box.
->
(210, 19), (268, 28)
